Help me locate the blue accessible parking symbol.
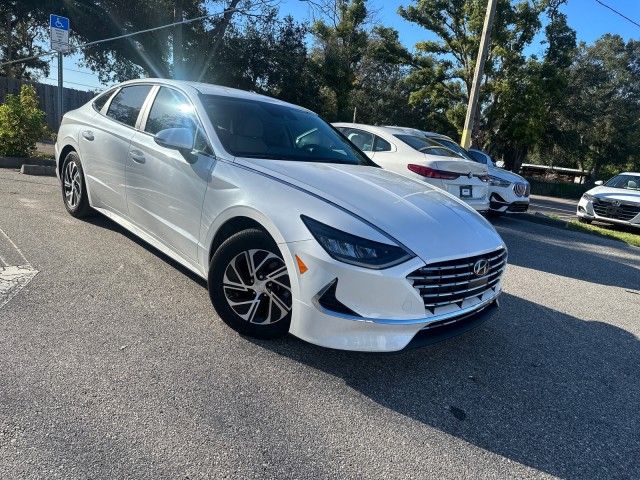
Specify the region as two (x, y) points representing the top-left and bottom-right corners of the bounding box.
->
(50, 14), (69, 31)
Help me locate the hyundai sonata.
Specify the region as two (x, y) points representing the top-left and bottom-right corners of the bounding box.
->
(55, 79), (506, 352)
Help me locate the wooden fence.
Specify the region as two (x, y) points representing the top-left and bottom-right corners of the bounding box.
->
(0, 77), (95, 131)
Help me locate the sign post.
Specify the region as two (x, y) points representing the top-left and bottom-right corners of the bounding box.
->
(50, 14), (70, 126)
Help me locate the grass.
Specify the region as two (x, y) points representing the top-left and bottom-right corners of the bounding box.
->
(567, 220), (640, 248)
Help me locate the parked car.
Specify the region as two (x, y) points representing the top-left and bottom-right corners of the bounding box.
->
(411, 132), (530, 214)
(577, 172), (640, 228)
(332, 123), (490, 212)
(55, 79), (506, 352)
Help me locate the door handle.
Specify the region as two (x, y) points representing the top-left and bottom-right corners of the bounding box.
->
(81, 130), (94, 141)
(130, 149), (145, 164)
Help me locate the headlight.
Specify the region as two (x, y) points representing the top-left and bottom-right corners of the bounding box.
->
(582, 193), (594, 201)
(301, 216), (414, 269)
(489, 175), (511, 188)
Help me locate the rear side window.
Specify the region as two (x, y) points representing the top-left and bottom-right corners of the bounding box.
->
(92, 88), (117, 112)
(144, 87), (197, 135)
(373, 136), (392, 152)
(106, 85), (152, 127)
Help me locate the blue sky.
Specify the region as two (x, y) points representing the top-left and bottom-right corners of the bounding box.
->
(46, 0), (640, 91)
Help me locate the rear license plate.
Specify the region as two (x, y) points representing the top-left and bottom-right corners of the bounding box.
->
(460, 185), (472, 198)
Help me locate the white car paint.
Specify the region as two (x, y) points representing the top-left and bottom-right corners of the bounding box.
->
(577, 173), (640, 228)
(55, 79), (506, 352)
(405, 130), (530, 213)
(333, 123), (491, 212)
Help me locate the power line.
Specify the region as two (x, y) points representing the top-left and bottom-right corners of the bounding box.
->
(49, 65), (99, 76)
(0, 7), (242, 69)
(595, 0), (640, 29)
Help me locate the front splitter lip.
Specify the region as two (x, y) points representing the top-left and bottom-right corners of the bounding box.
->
(312, 288), (501, 327)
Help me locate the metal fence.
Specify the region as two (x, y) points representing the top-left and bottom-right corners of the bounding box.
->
(0, 76), (95, 131)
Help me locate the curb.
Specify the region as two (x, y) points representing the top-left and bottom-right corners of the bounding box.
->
(0, 157), (55, 169)
(20, 164), (56, 176)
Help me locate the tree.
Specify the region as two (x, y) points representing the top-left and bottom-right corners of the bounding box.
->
(0, 1), (51, 79)
(309, 0), (411, 121)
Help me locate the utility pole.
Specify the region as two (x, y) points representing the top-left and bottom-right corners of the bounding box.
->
(352, 106), (357, 123)
(460, 0), (497, 149)
(173, 0), (184, 79)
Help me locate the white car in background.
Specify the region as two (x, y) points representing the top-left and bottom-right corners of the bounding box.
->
(333, 123), (490, 212)
(416, 132), (530, 214)
(577, 172), (640, 228)
(54, 79), (506, 352)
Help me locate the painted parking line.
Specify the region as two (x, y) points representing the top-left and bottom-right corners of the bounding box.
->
(0, 227), (38, 310)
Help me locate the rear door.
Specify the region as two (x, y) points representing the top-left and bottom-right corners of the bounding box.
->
(80, 84), (152, 215)
(126, 86), (216, 261)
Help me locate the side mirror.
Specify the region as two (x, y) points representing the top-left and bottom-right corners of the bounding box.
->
(594, 180), (604, 186)
(154, 127), (194, 152)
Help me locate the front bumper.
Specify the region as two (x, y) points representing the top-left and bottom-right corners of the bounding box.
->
(577, 197), (640, 228)
(283, 239), (503, 352)
(489, 189), (529, 213)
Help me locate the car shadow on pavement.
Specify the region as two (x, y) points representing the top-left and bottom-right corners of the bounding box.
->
(494, 217), (640, 290)
(248, 292), (640, 479)
(84, 214), (207, 288)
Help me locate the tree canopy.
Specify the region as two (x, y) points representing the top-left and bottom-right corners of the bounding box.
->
(1, 0), (638, 177)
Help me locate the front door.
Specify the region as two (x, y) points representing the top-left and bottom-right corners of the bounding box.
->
(125, 87), (215, 261)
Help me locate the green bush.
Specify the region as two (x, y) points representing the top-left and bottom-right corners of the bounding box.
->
(0, 85), (48, 157)
(526, 178), (590, 200)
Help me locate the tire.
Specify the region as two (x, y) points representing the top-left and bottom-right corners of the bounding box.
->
(61, 151), (92, 218)
(208, 229), (292, 339)
(578, 217), (592, 224)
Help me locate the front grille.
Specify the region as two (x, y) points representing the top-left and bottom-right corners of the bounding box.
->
(592, 198), (640, 221)
(513, 182), (529, 197)
(408, 248), (506, 313)
(507, 202), (529, 212)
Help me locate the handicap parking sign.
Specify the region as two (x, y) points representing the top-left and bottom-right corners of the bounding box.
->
(50, 14), (70, 52)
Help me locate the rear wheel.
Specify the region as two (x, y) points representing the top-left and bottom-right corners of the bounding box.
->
(208, 229), (292, 338)
(61, 151), (91, 218)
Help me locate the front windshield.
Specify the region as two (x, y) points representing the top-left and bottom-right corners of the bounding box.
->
(200, 95), (374, 165)
(394, 134), (465, 158)
(604, 174), (640, 190)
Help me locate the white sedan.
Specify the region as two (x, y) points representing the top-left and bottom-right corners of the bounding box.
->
(577, 172), (640, 228)
(333, 123), (490, 212)
(414, 132), (530, 214)
(55, 79), (505, 352)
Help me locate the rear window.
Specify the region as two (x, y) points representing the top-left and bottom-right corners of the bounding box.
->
(395, 134), (464, 158)
(106, 85), (152, 127)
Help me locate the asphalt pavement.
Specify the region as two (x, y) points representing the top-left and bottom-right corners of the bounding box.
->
(528, 195), (577, 220)
(1, 169), (639, 479)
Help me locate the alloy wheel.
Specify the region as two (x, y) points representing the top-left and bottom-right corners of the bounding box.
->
(63, 160), (82, 209)
(222, 249), (292, 325)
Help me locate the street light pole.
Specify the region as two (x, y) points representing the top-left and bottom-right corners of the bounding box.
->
(460, 0), (498, 149)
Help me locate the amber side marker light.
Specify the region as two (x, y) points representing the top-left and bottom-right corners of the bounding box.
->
(295, 255), (308, 274)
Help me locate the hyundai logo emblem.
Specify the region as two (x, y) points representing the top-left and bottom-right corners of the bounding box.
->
(473, 259), (489, 277)
(612, 200), (621, 207)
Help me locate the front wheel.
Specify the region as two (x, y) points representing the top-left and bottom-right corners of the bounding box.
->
(61, 151), (92, 218)
(578, 217), (592, 224)
(208, 229), (292, 338)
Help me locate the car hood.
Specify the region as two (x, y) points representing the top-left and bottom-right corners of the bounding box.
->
(488, 166), (527, 183)
(587, 186), (640, 203)
(430, 157), (488, 176)
(240, 159), (504, 263)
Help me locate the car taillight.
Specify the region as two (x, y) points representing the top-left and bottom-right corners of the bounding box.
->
(407, 164), (460, 180)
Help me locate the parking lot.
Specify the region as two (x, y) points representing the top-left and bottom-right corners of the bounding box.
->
(1, 169), (639, 479)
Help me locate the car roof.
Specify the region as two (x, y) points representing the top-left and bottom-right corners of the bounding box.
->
(116, 78), (312, 112)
